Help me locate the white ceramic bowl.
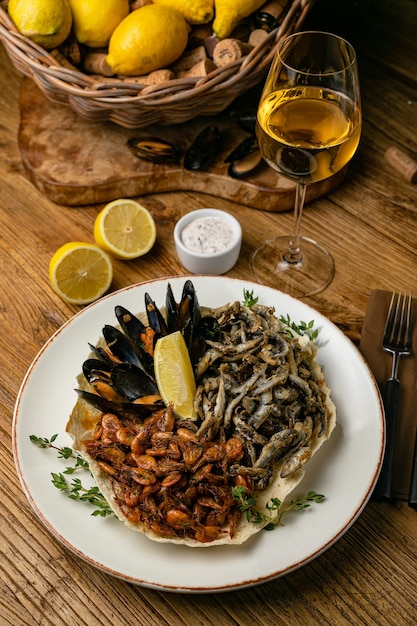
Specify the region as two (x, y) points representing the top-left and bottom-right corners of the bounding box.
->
(174, 208), (242, 275)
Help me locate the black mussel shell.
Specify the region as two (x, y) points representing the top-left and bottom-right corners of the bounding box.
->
(82, 358), (113, 382)
(111, 362), (159, 401)
(102, 325), (143, 369)
(224, 134), (258, 163)
(229, 110), (257, 134)
(189, 316), (220, 364)
(144, 292), (169, 336)
(127, 137), (181, 164)
(225, 135), (263, 179)
(114, 305), (155, 378)
(165, 283), (182, 334)
(184, 125), (221, 171)
(228, 150), (263, 178)
(75, 389), (163, 420)
(180, 279), (201, 328)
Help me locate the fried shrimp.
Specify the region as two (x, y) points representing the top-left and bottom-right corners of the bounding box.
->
(83, 404), (247, 543)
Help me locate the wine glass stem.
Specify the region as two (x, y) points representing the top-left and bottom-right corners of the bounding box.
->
(283, 183), (307, 265)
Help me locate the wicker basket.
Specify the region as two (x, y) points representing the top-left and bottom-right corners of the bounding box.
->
(0, 0), (313, 129)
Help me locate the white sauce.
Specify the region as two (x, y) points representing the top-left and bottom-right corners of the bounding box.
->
(181, 216), (234, 254)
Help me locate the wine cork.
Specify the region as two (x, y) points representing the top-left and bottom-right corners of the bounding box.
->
(248, 28), (270, 47)
(170, 46), (207, 73)
(385, 146), (417, 184)
(59, 38), (81, 65)
(258, 0), (287, 20)
(204, 36), (219, 58)
(188, 24), (214, 48)
(228, 24), (251, 41)
(83, 52), (114, 77)
(177, 59), (216, 78)
(213, 39), (253, 67)
(254, 0), (287, 30)
(122, 69), (175, 85)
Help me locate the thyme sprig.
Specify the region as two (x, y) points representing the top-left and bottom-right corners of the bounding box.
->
(232, 486), (325, 530)
(30, 434), (114, 518)
(279, 314), (319, 342)
(30, 434), (89, 472)
(243, 289), (259, 307)
(51, 473), (113, 516)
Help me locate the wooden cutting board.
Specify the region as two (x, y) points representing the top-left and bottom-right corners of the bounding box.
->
(17, 78), (346, 211)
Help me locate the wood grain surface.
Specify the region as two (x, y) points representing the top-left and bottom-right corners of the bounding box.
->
(1, 0), (417, 624)
(17, 78), (345, 211)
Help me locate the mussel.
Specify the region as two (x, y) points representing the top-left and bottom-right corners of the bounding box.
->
(114, 305), (155, 377)
(82, 358), (159, 402)
(183, 125), (222, 171)
(79, 280), (219, 417)
(224, 134), (263, 178)
(75, 389), (163, 420)
(229, 110), (257, 134)
(101, 325), (144, 370)
(127, 137), (181, 164)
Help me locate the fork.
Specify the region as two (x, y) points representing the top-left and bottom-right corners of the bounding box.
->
(374, 292), (413, 500)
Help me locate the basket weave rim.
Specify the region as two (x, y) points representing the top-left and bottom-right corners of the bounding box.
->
(0, 0), (313, 105)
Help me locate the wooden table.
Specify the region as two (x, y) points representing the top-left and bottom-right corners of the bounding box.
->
(1, 0), (417, 623)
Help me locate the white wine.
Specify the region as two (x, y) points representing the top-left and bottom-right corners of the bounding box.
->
(257, 87), (361, 184)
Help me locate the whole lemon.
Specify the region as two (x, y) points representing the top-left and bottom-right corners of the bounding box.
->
(69, 0), (129, 48)
(152, 0), (214, 25)
(8, 0), (72, 50)
(213, 0), (266, 39)
(107, 5), (189, 76)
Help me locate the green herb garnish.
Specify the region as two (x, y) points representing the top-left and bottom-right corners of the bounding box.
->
(51, 474), (113, 517)
(279, 314), (319, 342)
(232, 486), (324, 530)
(30, 434), (114, 518)
(243, 288), (258, 307)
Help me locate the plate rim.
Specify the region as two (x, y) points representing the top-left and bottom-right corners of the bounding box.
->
(12, 275), (384, 592)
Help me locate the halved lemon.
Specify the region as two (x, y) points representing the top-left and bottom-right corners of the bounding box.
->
(94, 199), (156, 260)
(49, 242), (113, 305)
(154, 331), (197, 420)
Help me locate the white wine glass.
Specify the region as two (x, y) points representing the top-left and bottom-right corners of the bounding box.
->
(251, 31), (361, 297)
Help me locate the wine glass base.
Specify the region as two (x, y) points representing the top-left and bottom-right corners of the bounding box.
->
(251, 236), (334, 298)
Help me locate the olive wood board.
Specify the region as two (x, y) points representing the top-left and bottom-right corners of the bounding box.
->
(18, 78), (346, 211)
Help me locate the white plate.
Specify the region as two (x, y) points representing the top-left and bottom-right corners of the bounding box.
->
(13, 276), (384, 593)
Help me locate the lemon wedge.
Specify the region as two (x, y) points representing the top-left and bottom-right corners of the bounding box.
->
(49, 242), (113, 305)
(154, 331), (197, 420)
(94, 199), (156, 260)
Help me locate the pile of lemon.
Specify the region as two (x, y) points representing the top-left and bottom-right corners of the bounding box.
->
(8, 0), (266, 75)
(49, 199), (156, 305)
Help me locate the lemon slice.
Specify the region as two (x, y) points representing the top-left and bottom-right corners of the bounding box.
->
(94, 199), (156, 260)
(49, 242), (113, 305)
(154, 331), (197, 420)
